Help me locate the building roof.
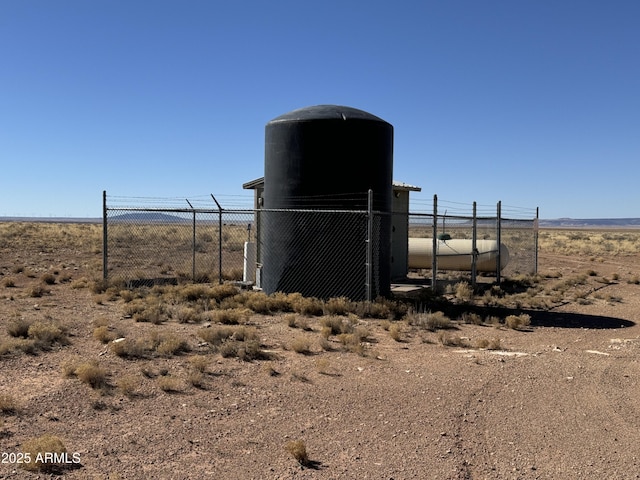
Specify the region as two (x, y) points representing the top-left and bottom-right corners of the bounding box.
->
(242, 177), (421, 192)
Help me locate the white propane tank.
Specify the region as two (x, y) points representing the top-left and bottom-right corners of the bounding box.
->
(408, 238), (509, 272)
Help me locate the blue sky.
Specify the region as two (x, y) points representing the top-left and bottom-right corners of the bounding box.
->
(1, 1), (638, 219)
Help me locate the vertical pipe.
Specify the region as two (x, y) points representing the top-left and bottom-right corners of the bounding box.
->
(102, 190), (108, 281)
(366, 189), (373, 302)
(432, 194), (438, 292)
(496, 201), (502, 286)
(471, 201), (477, 288)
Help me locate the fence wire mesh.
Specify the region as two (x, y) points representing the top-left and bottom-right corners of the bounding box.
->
(103, 193), (537, 295)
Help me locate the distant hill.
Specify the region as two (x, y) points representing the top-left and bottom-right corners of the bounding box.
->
(539, 218), (640, 228)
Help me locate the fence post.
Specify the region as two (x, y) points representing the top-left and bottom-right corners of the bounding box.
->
(365, 189), (373, 302)
(534, 207), (539, 275)
(496, 201), (502, 286)
(432, 194), (438, 292)
(211, 195), (223, 284)
(102, 190), (108, 281)
(471, 201), (477, 288)
(186, 200), (196, 281)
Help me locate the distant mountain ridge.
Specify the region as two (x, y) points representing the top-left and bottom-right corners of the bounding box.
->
(539, 218), (640, 228)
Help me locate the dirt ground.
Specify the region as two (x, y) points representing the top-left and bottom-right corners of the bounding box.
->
(1, 226), (640, 479)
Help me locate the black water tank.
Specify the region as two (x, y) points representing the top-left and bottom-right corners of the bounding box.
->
(261, 105), (393, 300)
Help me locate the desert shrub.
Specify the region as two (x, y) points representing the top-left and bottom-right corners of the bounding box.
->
(290, 294), (325, 316)
(628, 275), (640, 285)
(21, 434), (68, 472)
(2, 277), (15, 288)
(133, 303), (167, 324)
(438, 332), (468, 347)
(284, 314), (298, 328)
(454, 282), (474, 302)
(209, 283), (240, 302)
(505, 313), (531, 330)
(116, 375), (140, 398)
(355, 300), (391, 319)
(40, 273), (56, 285)
(474, 338), (501, 350)
(28, 284), (49, 298)
(187, 371), (206, 389)
(93, 326), (117, 344)
(197, 326), (236, 346)
(337, 333), (366, 356)
(0, 394), (19, 414)
(407, 310), (451, 331)
(290, 336), (312, 354)
(109, 338), (148, 359)
(389, 323), (402, 342)
(320, 316), (351, 336)
(324, 297), (354, 316)
(459, 312), (483, 325)
(285, 440), (309, 466)
(210, 308), (250, 325)
(27, 321), (69, 349)
(188, 355), (209, 373)
(157, 376), (183, 393)
(174, 306), (201, 324)
(177, 284), (211, 302)
(155, 335), (190, 356)
(75, 362), (108, 389)
(6, 317), (32, 338)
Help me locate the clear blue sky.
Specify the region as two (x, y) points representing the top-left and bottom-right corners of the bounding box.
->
(2, 1), (638, 219)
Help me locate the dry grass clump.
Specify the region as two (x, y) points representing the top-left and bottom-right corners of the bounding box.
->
(324, 296), (354, 316)
(28, 284), (50, 298)
(285, 439), (310, 467)
(475, 337), (503, 350)
(2, 277), (16, 288)
(116, 375), (140, 398)
(27, 320), (70, 350)
(197, 325), (268, 361)
(459, 312), (483, 325)
(208, 308), (251, 325)
(154, 333), (191, 356)
(407, 310), (451, 331)
(6, 317), (33, 338)
(157, 376), (183, 393)
(109, 338), (148, 359)
(93, 325), (118, 344)
(388, 323), (403, 342)
(21, 434), (68, 473)
(289, 293), (325, 316)
(74, 362), (108, 390)
(438, 332), (469, 347)
(320, 315), (354, 336)
(454, 282), (474, 302)
(174, 306), (202, 324)
(505, 313), (531, 330)
(187, 355), (209, 373)
(40, 272), (56, 285)
(0, 394), (20, 414)
(290, 336), (313, 354)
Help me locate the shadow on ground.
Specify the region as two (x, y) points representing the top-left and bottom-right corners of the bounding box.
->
(434, 303), (635, 329)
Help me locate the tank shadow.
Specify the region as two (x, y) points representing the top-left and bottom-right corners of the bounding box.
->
(430, 303), (635, 330)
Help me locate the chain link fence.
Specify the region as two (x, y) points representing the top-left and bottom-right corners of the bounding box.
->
(103, 192), (538, 295)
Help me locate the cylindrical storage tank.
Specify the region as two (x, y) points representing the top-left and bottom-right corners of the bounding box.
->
(408, 238), (510, 272)
(261, 105), (393, 300)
